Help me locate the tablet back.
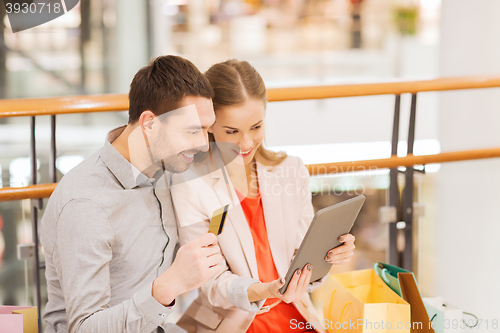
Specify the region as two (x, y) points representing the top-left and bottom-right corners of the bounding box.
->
(279, 195), (365, 294)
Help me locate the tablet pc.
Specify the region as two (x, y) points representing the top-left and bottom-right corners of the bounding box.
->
(279, 195), (365, 294)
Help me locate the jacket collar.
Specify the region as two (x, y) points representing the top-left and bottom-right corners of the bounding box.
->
(257, 162), (289, 277)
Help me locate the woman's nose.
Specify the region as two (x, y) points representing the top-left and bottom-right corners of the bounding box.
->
(239, 134), (253, 150)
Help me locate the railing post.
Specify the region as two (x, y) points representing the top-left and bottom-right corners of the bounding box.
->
(402, 93), (417, 272)
(30, 116), (42, 332)
(49, 115), (57, 183)
(0, 4), (6, 101)
(388, 94), (401, 266)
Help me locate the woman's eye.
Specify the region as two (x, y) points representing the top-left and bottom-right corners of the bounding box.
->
(252, 125), (261, 130)
(189, 130), (200, 135)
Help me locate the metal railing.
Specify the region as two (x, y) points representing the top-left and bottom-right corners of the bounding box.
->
(1, 75), (500, 330)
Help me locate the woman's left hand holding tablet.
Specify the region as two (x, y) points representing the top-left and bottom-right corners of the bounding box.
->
(325, 233), (355, 265)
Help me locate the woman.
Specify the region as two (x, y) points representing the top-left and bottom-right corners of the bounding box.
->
(170, 60), (356, 333)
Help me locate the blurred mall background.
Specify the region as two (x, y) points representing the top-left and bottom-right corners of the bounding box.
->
(0, 0), (499, 330)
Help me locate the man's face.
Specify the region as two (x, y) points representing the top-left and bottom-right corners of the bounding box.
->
(147, 96), (215, 173)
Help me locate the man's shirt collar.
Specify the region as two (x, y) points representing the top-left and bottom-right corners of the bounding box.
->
(100, 126), (162, 189)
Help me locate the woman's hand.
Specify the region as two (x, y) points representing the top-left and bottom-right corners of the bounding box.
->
(269, 264), (313, 303)
(325, 234), (355, 265)
(248, 264), (313, 304)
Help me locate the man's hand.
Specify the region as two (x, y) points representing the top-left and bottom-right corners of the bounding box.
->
(325, 233), (355, 265)
(248, 263), (313, 304)
(152, 233), (222, 306)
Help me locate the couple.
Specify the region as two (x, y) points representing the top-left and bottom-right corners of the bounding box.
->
(41, 55), (356, 333)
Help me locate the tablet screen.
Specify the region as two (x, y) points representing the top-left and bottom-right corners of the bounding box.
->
(279, 195), (365, 294)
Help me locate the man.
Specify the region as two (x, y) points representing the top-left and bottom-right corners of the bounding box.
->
(41, 55), (222, 333)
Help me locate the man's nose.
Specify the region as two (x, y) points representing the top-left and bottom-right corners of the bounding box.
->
(198, 131), (210, 152)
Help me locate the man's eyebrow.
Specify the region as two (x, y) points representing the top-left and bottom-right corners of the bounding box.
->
(185, 125), (202, 130)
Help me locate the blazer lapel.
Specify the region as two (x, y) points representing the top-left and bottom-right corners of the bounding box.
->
(210, 164), (259, 280)
(257, 162), (290, 278)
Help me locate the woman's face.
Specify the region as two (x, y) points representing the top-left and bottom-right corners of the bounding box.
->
(209, 98), (265, 166)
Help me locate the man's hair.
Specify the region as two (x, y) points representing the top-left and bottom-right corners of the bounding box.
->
(128, 55), (214, 123)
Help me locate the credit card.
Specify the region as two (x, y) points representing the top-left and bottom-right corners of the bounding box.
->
(209, 204), (229, 235)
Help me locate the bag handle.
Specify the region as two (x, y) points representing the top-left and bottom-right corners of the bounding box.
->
(374, 263), (392, 284)
(326, 289), (337, 323)
(326, 289), (352, 329)
(462, 312), (479, 328)
(431, 303), (479, 329)
(381, 268), (392, 283)
(339, 302), (352, 323)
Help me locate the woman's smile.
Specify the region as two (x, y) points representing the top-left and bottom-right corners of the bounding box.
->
(233, 146), (254, 157)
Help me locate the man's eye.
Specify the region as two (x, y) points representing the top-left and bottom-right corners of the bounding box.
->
(189, 131), (200, 135)
(252, 125), (261, 130)
(226, 130), (237, 134)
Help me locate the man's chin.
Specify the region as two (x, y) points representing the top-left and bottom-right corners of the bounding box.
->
(163, 160), (190, 174)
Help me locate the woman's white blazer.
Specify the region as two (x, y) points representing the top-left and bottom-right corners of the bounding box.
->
(170, 152), (326, 333)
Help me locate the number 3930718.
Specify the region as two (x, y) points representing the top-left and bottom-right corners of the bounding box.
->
(5, 2), (62, 14)
(444, 319), (498, 330)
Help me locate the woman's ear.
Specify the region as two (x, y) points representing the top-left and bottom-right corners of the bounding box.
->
(207, 126), (213, 134)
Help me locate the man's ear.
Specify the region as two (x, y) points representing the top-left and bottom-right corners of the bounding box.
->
(140, 110), (156, 133)
(207, 125), (213, 134)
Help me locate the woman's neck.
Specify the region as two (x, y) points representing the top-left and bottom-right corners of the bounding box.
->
(244, 159), (255, 178)
(244, 160), (260, 198)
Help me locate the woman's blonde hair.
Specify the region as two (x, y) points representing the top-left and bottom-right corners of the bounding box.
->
(205, 59), (287, 166)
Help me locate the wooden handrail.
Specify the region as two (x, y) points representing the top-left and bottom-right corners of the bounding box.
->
(0, 183), (57, 202)
(306, 147), (500, 175)
(2, 147), (500, 202)
(267, 75), (500, 102)
(2, 76), (500, 118)
(0, 94), (128, 118)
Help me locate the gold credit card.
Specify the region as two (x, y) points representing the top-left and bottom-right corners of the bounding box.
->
(209, 204), (229, 235)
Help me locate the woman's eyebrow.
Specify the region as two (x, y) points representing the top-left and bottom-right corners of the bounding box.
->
(222, 120), (263, 130)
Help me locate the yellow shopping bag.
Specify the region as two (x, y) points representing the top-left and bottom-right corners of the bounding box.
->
(323, 269), (410, 333)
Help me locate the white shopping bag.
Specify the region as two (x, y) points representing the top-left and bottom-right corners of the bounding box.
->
(423, 297), (477, 333)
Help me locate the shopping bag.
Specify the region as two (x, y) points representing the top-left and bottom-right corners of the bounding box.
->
(398, 273), (435, 332)
(423, 297), (478, 333)
(323, 269), (410, 333)
(374, 263), (435, 332)
(0, 306), (38, 333)
(373, 262), (409, 296)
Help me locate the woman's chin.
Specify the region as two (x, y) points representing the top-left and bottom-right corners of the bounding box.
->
(234, 155), (246, 166)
